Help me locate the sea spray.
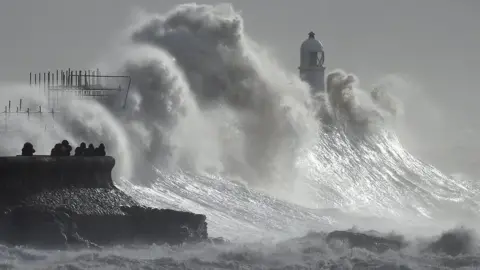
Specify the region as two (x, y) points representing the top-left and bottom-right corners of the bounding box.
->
(0, 6), (479, 267)
(0, 3), (480, 269)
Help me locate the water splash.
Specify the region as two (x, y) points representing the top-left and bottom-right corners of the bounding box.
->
(1, 4), (480, 268)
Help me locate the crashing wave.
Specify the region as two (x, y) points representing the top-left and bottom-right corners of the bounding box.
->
(0, 3), (479, 268)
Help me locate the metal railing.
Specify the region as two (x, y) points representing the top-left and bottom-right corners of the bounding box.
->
(29, 69), (131, 109)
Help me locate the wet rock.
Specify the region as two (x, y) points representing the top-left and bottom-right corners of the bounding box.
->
(326, 230), (406, 253)
(0, 156), (209, 249)
(209, 237), (229, 245)
(427, 228), (474, 256)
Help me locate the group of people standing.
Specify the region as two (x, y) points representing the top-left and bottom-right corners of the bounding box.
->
(20, 140), (106, 156)
(72, 142), (106, 157)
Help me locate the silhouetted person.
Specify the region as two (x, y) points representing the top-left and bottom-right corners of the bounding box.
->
(51, 143), (63, 156)
(84, 144), (95, 156)
(21, 142), (35, 156)
(94, 143), (106, 156)
(74, 142), (86, 156)
(61, 140), (72, 156)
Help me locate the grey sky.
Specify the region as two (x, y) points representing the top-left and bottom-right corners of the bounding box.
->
(0, 1), (477, 92)
(0, 0), (479, 172)
(0, 1), (477, 82)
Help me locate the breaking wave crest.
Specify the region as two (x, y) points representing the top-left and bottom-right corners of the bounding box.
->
(1, 3), (479, 269)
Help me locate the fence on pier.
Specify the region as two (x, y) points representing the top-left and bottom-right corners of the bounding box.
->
(29, 69), (131, 111)
(0, 98), (57, 132)
(0, 69), (131, 133)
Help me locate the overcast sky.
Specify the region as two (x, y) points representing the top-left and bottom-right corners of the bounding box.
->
(0, 0), (477, 92)
(0, 0), (479, 167)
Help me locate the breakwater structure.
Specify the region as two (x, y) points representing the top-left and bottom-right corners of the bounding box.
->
(0, 70), (209, 249)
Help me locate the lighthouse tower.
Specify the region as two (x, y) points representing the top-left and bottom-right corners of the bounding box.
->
(299, 31), (325, 94)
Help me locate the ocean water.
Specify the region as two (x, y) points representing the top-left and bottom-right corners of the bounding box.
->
(0, 3), (479, 269)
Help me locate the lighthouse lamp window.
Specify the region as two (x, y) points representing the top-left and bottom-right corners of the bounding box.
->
(308, 52), (318, 67)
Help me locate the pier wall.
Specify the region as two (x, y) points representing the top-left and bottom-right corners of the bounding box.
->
(0, 156), (115, 205)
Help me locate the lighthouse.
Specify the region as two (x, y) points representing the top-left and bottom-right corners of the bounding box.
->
(299, 31), (325, 94)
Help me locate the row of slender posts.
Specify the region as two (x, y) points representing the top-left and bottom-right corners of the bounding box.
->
(0, 70), (133, 134)
(0, 69), (132, 133)
(29, 69), (103, 89)
(0, 99), (57, 132)
(28, 69), (132, 110)
(2, 99), (56, 115)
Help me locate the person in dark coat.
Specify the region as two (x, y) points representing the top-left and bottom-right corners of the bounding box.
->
(51, 143), (62, 156)
(74, 142), (86, 156)
(84, 144), (95, 156)
(61, 140), (72, 156)
(21, 142), (35, 156)
(94, 143), (106, 156)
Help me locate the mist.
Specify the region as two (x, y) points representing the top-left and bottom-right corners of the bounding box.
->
(0, 1), (479, 269)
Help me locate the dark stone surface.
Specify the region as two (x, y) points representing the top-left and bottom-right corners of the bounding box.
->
(21, 188), (140, 216)
(427, 228), (473, 256)
(0, 156), (115, 206)
(326, 230), (406, 252)
(0, 156), (208, 249)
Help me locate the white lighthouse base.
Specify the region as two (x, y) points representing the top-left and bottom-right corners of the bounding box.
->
(299, 66), (325, 95)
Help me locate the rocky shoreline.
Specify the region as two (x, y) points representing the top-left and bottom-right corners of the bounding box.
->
(0, 156), (208, 249)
